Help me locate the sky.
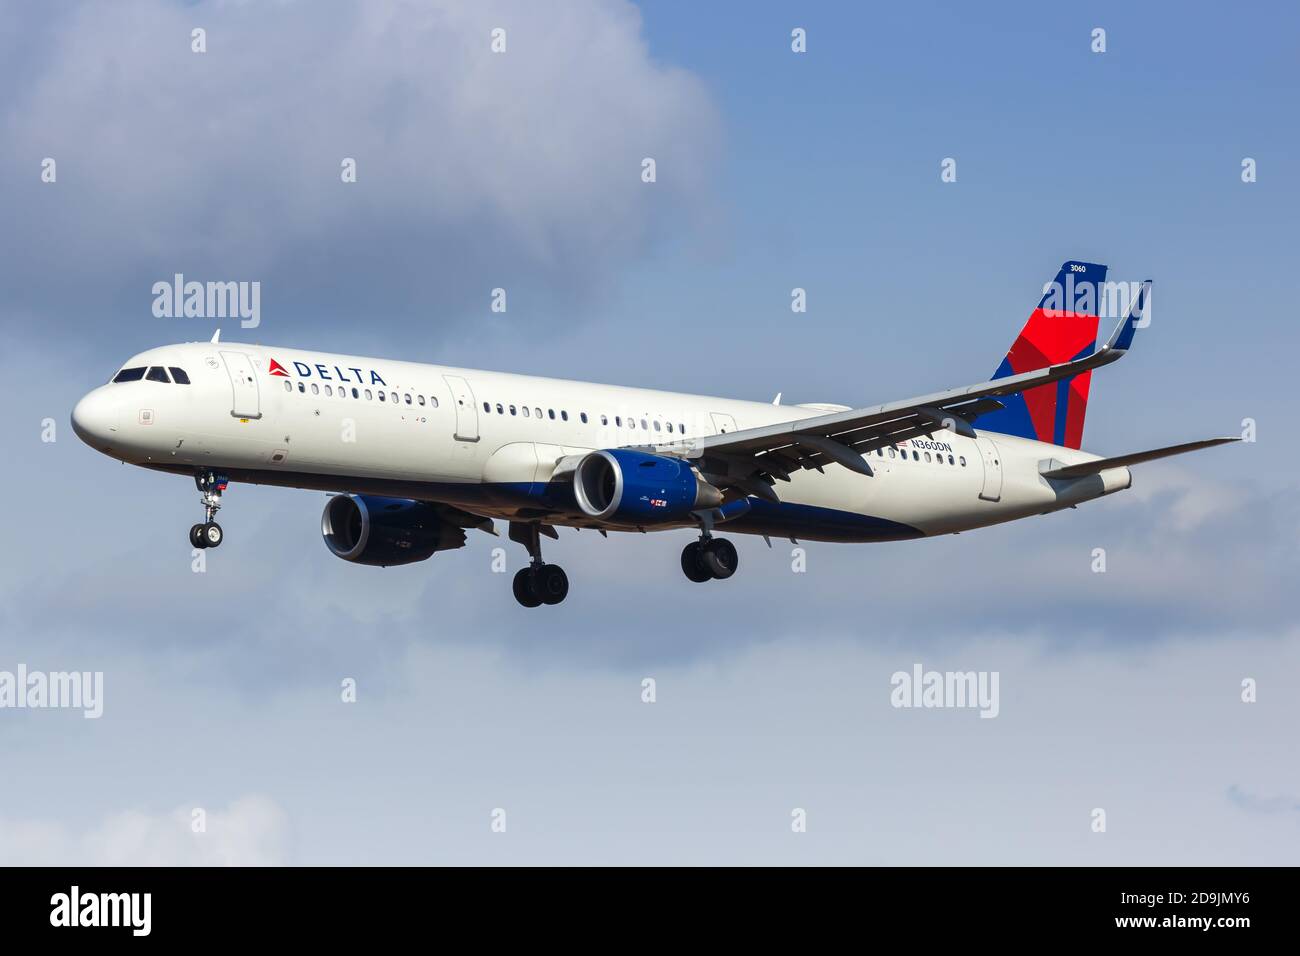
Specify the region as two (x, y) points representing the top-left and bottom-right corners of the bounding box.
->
(1, 0), (1297, 865)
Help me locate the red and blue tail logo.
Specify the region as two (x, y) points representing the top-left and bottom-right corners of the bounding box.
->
(976, 261), (1104, 449)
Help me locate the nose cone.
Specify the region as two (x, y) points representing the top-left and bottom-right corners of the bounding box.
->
(71, 387), (120, 450)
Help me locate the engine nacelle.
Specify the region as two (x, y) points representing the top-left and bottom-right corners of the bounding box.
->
(572, 449), (722, 523)
(321, 494), (466, 567)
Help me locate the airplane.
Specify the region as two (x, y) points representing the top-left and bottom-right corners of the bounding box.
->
(71, 261), (1237, 607)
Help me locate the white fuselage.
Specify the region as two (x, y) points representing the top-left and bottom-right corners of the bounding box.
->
(71, 341), (1132, 542)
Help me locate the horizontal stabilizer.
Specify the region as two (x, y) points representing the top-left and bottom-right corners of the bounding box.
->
(1040, 437), (1239, 479)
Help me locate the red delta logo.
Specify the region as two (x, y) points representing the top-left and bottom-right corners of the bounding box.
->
(266, 357), (388, 387)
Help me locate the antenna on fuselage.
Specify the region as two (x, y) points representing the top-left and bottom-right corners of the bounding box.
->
(211, 328), (221, 344)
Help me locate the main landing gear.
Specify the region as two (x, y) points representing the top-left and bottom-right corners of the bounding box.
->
(681, 534), (738, 583)
(509, 521), (569, 608)
(189, 471), (228, 549)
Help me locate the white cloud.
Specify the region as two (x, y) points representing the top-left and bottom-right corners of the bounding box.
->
(0, 795), (288, 866)
(0, 0), (720, 331)
(1123, 462), (1244, 532)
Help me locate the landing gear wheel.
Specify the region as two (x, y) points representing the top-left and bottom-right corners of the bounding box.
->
(702, 538), (738, 579)
(512, 568), (542, 608)
(193, 472), (229, 550)
(507, 522), (570, 607)
(681, 542), (712, 583)
(201, 522), (223, 549)
(536, 564), (569, 605)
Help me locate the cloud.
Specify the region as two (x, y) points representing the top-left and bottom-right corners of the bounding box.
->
(1226, 785), (1300, 816)
(0, 0), (720, 346)
(0, 795), (288, 866)
(5, 635), (1299, 865)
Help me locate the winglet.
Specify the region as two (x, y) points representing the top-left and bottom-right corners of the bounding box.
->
(1103, 280), (1150, 354)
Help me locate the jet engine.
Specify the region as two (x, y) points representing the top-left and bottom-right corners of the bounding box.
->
(321, 494), (466, 567)
(572, 449), (722, 523)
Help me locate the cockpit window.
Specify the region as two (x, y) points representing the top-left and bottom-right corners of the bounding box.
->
(145, 366), (171, 383)
(112, 367), (146, 383)
(169, 367), (191, 385)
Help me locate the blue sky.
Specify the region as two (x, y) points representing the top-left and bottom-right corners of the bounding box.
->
(0, 0), (1297, 864)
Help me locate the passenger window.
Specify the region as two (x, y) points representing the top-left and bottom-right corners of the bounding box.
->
(405, 394), (412, 405)
(496, 403), (503, 414)
(640, 418), (648, 430)
(628, 419), (635, 430)
(378, 391), (386, 402)
(298, 382), (306, 393)
(679, 423), (685, 434)
(509, 405), (517, 416)
(483, 402), (490, 413)
(418, 395), (425, 406)
(113, 367), (146, 383)
(312, 383), (320, 395)
(924, 452), (931, 463)
(948, 454), (954, 465)
(913, 451), (919, 461)
(561, 410), (568, 421)
(959, 456), (966, 466)
(616, 416), (622, 427)
(352, 388), (359, 398)
(888, 448), (895, 458)
(283, 380), (292, 393)
(548, 409), (555, 420)
(580, 412), (588, 424)
(145, 366), (170, 383)
(365, 389), (373, 400)
(534, 407), (541, 418)
(169, 367), (191, 385)
(431, 397), (439, 408)
(522, 406), (530, 417)
(653, 421), (661, 431)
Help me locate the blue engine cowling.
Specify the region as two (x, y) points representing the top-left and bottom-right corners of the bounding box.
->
(321, 494), (466, 567)
(572, 449), (722, 523)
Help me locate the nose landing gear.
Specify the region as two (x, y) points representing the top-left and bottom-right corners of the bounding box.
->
(509, 521), (569, 607)
(190, 471), (228, 549)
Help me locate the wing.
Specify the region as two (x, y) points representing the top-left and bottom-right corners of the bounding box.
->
(636, 295), (1148, 500)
